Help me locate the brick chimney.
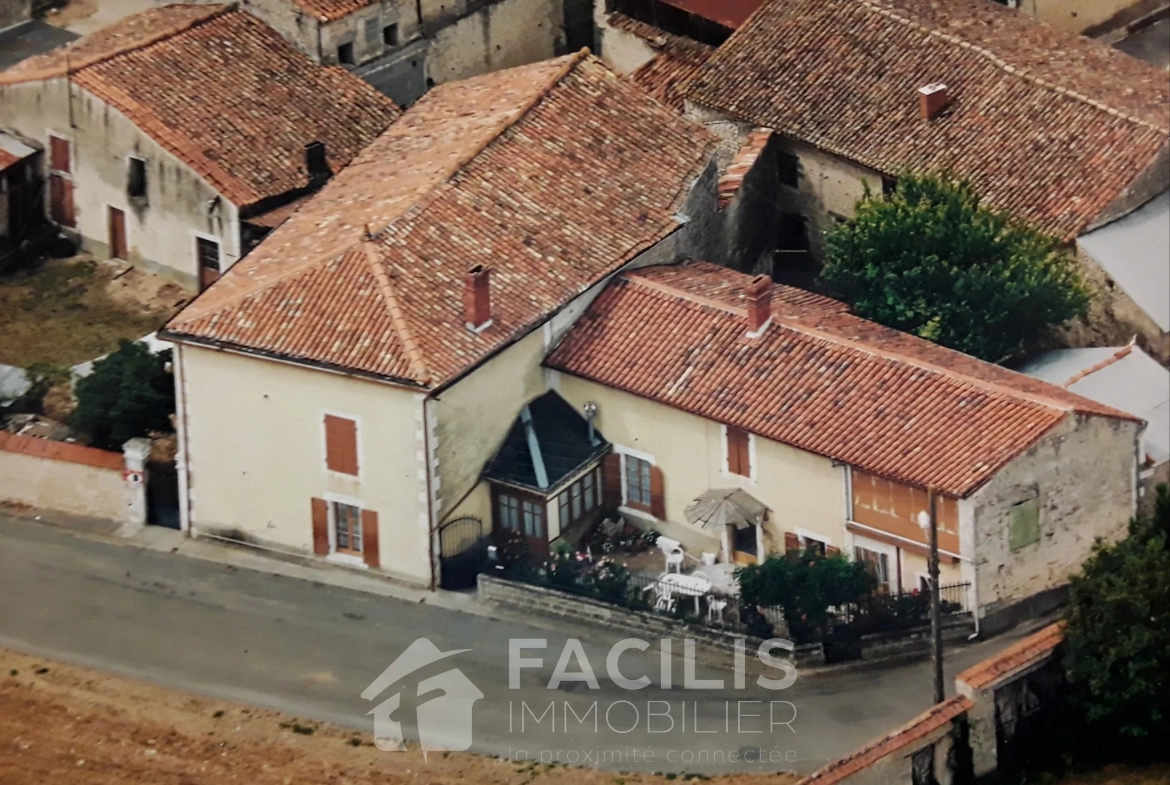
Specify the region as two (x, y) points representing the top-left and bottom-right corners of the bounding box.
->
(918, 83), (948, 120)
(463, 264), (492, 333)
(745, 274), (772, 337)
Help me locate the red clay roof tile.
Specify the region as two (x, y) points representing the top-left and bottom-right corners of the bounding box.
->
(0, 431), (124, 470)
(957, 622), (1065, 690)
(685, 0), (1170, 240)
(166, 54), (716, 387)
(1, 6), (400, 209)
(546, 262), (1138, 497)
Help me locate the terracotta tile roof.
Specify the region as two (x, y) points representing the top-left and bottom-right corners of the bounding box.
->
(289, 0), (372, 23)
(0, 430), (124, 470)
(957, 623), (1065, 690)
(657, 0), (765, 29)
(546, 262), (1139, 497)
(798, 695), (973, 785)
(685, 0), (1170, 240)
(0, 5), (400, 209)
(165, 53), (716, 388)
(608, 13), (716, 63)
(617, 14), (715, 113)
(717, 128), (771, 207)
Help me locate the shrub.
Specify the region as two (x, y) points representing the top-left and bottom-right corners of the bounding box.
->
(1063, 484), (1169, 747)
(821, 172), (1090, 363)
(69, 340), (173, 450)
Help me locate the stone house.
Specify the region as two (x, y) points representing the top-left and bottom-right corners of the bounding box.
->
(159, 52), (721, 588)
(678, 0), (1170, 358)
(545, 261), (1145, 634)
(0, 0), (30, 31)
(0, 5), (400, 292)
(208, 0), (572, 106)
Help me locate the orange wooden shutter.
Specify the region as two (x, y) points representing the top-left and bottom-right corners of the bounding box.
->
(784, 532), (800, 553)
(49, 136), (70, 173)
(324, 415), (358, 475)
(601, 452), (622, 509)
(738, 429), (751, 477)
(826, 545), (841, 557)
(726, 427), (741, 475)
(361, 509), (380, 568)
(649, 465), (666, 519)
(311, 497), (329, 555)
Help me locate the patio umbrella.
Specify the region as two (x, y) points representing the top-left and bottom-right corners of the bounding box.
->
(684, 488), (767, 532)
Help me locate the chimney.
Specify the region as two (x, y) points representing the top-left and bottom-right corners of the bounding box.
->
(463, 264), (492, 333)
(745, 274), (772, 337)
(917, 83), (948, 120)
(304, 141), (329, 184)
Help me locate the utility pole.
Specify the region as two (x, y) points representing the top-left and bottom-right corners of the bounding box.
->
(927, 487), (945, 704)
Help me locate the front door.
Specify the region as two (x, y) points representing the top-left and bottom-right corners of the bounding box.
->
(48, 135), (74, 228)
(108, 206), (127, 259)
(733, 524), (759, 565)
(493, 486), (548, 560)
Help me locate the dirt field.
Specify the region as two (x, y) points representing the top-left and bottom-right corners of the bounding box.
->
(0, 255), (186, 369)
(0, 650), (798, 785)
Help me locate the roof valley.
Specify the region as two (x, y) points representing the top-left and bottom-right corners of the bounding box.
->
(858, 0), (1168, 134)
(362, 241), (431, 384)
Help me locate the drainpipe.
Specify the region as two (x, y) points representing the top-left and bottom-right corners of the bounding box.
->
(173, 344), (193, 535)
(422, 394), (437, 591)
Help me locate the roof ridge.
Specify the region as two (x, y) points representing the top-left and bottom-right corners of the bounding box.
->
(361, 240), (432, 384)
(858, 0), (1169, 135)
(0, 4), (231, 86)
(1062, 341), (1135, 387)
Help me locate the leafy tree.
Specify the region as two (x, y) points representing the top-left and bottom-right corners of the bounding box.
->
(737, 547), (876, 641)
(1063, 484), (1169, 745)
(821, 172), (1090, 363)
(69, 340), (174, 451)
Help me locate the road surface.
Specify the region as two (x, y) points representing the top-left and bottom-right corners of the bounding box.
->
(0, 514), (1027, 775)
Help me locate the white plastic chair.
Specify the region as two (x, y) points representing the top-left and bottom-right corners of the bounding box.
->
(654, 585), (676, 611)
(665, 548), (685, 574)
(706, 595), (728, 623)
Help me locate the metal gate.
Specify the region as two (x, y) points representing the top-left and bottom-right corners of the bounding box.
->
(994, 660), (1065, 779)
(147, 460), (181, 529)
(438, 516), (489, 590)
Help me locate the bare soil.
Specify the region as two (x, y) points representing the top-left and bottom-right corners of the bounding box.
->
(0, 650), (798, 785)
(0, 255), (187, 369)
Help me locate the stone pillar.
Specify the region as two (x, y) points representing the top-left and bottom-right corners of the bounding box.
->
(121, 438), (151, 533)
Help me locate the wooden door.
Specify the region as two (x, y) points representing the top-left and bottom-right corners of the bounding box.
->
(108, 206), (127, 259)
(493, 486), (548, 560)
(49, 174), (74, 227)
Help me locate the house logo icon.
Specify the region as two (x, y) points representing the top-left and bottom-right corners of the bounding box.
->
(361, 638), (483, 754)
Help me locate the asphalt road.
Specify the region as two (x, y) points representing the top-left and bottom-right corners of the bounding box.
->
(0, 515), (1028, 775)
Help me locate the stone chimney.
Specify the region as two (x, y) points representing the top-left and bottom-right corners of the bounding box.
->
(304, 141), (329, 184)
(918, 83), (948, 120)
(463, 264), (493, 333)
(745, 274), (772, 337)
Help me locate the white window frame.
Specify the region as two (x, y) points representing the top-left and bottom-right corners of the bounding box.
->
(850, 534), (897, 591)
(614, 444), (657, 521)
(320, 408), (364, 481)
(126, 154), (148, 199)
(720, 423), (757, 483)
(324, 491), (368, 568)
(796, 526), (832, 550)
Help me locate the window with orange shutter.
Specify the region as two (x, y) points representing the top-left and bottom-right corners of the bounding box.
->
(726, 426), (752, 478)
(324, 414), (359, 475)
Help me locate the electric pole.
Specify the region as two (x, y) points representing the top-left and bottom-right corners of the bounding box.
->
(927, 487), (945, 704)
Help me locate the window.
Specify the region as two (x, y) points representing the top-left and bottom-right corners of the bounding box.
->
(337, 41), (355, 65)
(324, 414), (359, 476)
(800, 534), (827, 556)
(854, 546), (891, 592)
(882, 175), (898, 196)
(777, 150), (799, 187)
(624, 455), (652, 511)
(383, 23), (399, 45)
(498, 492), (544, 539)
(196, 236), (220, 272)
(49, 135), (70, 174)
(333, 501), (363, 554)
(725, 426), (752, 478)
(557, 467), (601, 529)
(776, 212), (809, 252)
(128, 157), (147, 199)
(1008, 496), (1040, 552)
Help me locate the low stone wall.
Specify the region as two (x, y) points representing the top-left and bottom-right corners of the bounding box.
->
(478, 573), (825, 668)
(0, 431), (148, 528)
(856, 618), (976, 662)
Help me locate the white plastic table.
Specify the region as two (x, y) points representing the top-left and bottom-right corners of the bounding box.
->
(657, 572), (713, 615)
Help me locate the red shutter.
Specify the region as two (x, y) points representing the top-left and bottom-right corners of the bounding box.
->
(727, 427), (752, 477)
(826, 545), (841, 558)
(649, 465), (666, 520)
(362, 509), (380, 568)
(311, 497), (329, 555)
(324, 415), (358, 475)
(49, 136), (70, 173)
(726, 427), (740, 475)
(601, 452), (622, 510)
(784, 532), (800, 554)
(739, 431), (752, 478)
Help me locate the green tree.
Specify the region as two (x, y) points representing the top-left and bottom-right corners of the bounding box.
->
(1063, 484), (1169, 745)
(69, 340), (174, 451)
(821, 173), (1090, 363)
(737, 547), (876, 641)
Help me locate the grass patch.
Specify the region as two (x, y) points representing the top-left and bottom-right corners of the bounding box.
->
(0, 257), (180, 368)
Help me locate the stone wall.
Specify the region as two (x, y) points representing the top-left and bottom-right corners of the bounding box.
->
(423, 0), (565, 86)
(0, 0), (30, 31)
(1067, 242), (1169, 364)
(963, 414), (1140, 635)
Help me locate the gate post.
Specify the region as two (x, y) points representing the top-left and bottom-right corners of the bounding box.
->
(120, 437), (151, 534)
